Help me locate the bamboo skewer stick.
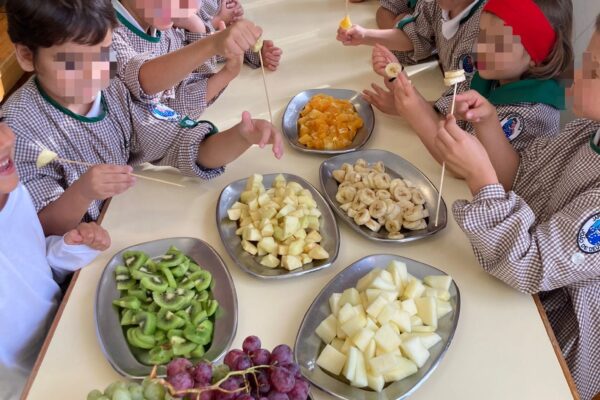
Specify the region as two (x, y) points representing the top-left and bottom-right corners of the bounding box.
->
(435, 83), (458, 227)
(56, 158), (185, 188)
(258, 50), (274, 124)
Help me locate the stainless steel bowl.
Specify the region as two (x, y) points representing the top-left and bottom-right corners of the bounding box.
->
(282, 88), (375, 155)
(216, 173), (340, 279)
(95, 237), (238, 378)
(320, 149), (447, 243)
(295, 254), (460, 400)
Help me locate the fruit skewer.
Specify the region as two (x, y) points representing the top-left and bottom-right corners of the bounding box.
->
(253, 39), (274, 125)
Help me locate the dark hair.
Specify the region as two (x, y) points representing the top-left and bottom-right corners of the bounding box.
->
(524, 0), (573, 80)
(5, 0), (117, 52)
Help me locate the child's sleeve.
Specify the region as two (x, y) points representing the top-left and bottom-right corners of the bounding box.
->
(453, 184), (600, 294)
(45, 236), (100, 283)
(170, 72), (214, 116)
(112, 30), (162, 105)
(432, 91), (471, 131)
(393, 0), (437, 65)
(380, 0), (411, 16)
(243, 50), (261, 69)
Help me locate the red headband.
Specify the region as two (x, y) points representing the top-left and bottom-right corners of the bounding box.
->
(483, 0), (556, 64)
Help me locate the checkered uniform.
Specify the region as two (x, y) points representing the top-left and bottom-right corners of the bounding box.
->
(0, 77), (224, 221)
(112, 19), (220, 116)
(395, 0), (484, 90)
(380, 0), (416, 17)
(434, 96), (561, 151)
(453, 118), (600, 400)
(195, 2), (261, 69)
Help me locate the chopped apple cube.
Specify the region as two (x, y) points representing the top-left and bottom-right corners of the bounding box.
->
(317, 345), (346, 375)
(315, 314), (338, 344)
(282, 216), (300, 238)
(305, 230), (322, 244)
(281, 255), (302, 271)
(351, 328), (375, 352)
(227, 208), (242, 221)
(374, 324), (401, 353)
(338, 303), (357, 324)
(382, 357), (418, 382)
(242, 226), (262, 242)
(342, 346), (360, 382)
(241, 240), (258, 255)
(412, 332), (442, 349)
(340, 288), (361, 307)
(367, 373), (385, 392)
(400, 337), (430, 368)
(415, 297), (438, 328)
(329, 293), (342, 316)
(402, 279), (426, 299)
(260, 254), (280, 268)
(423, 275), (453, 291)
(308, 245), (329, 260)
(258, 237), (278, 254)
(340, 337), (352, 354)
(436, 299), (453, 319)
(288, 239), (305, 256)
(366, 296), (389, 318)
(364, 317), (378, 332)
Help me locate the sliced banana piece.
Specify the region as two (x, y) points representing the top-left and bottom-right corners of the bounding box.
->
(385, 62), (404, 79)
(443, 69), (466, 86)
(36, 149), (58, 168)
(253, 37), (264, 53)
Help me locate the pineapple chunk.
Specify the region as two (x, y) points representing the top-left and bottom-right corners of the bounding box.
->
(317, 345), (347, 375)
(366, 296), (389, 318)
(341, 314), (367, 337)
(365, 339), (376, 359)
(281, 255), (302, 271)
(402, 279), (425, 299)
(315, 314), (338, 344)
(401, 299), (418, 316)
(331, 338), (345, 352)
(374, 324), (401, 353)
(342, 346), (360, 382)
(260, 254), (280, 268)
(368, 353), (402, 375)
(436, 299), (453, 319)
(338, 303), (357, 324)
(351, 350), (368, 388)
(423, 275), (453, 291)
(387, 260), (408, 288)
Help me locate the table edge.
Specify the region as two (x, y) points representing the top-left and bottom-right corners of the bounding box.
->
(21, 198), (112, 400)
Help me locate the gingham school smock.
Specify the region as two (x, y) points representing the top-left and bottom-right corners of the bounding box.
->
(434, 76), (563, 151)
(379, 0), (418, 17)
(0, 77), (223, 222)
(453, 118), (600, 400)
(395, 0), (485, 91)
(112, 8), (220, 116)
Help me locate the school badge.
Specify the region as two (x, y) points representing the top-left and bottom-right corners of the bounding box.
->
(578, 213), (600, 253)
(149, 102), (180, 122)
(459, 54), (475, 76)
(500, 114), (524, 141)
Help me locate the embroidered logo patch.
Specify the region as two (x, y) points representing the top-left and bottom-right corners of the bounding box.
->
(459, 54), (475, 76)
(500, 114), (524, 141)
(149, 102), (179, 122)
(578, 213), (600, 253)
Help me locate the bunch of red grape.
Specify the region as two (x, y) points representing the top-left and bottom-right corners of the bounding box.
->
(165, 336), (310, 400)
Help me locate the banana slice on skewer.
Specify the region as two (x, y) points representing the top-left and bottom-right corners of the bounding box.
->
(443, 69), (466, 86)
(253, 37), (264, 53)
(385, 62), (404, 79)
(36, 149), (59, 168)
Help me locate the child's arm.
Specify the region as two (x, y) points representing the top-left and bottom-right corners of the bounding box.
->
(137, 20), (262, 96)
(197, 111), (284, 168)
(38, 165), (135, 236)
(376, 6), (401, 29)
(206, 54), (243, 102)
(337, 25), (414, 51)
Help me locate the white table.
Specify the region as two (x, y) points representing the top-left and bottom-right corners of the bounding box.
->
(23, 1), (575, 399)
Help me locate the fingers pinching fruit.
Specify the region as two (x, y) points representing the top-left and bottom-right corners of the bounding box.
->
(385, 62), (404, 81)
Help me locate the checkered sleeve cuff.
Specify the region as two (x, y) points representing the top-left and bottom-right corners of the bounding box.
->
(244, 50), (261, 69)
(122, 54), (162, 105)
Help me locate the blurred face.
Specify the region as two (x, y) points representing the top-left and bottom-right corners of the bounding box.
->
(17, 32), (114, 107)
(129, 0), (199, 30)
(0, 124), (19, 197)
(571, 31), (600, 120)
(476, 12), (532, 81)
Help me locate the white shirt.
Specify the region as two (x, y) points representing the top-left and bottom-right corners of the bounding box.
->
(441, 0), (480, 39)
(594, 128), (600, 146)
(0, 184), (99, 400)
(112, 0), (159, 37)
(85, 92), (103, 118)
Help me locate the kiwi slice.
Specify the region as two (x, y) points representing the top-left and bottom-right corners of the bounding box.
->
(135, 311), (157, 335)
(152, 291), (186, 311)
(113, 296), (142, 310)
(114, 265), (129, 275)
(195, 290), (209, 303)
(127, 288), (149, 303)
(190, 344), (206, 359)
(116, 279), (136, 291)
(154, 330), (166, 343)
(122, 251), (148, 269)
(172, 341), (197, 357)
(187, 260), (201, 273)
(140, 275), (168, 293)
(183, 320), (214, 345)
(166, 329), (184, 340)
(148, 345), (173, 365)
(127, 327), (156, 349)
(204, 300), (219, 317)
(130, 265), (155, 281)
(170, 259), (190, 278)
(156, 309), (185, 331)
(175, 309), (192, 325)
(193, 270), (212, 291)
(158, 265), (177, 289)
(169, 334), (186, 346)
(120, 309), (138, 326)
(159, 246), (186, 267)
(191, 310), (208, 326)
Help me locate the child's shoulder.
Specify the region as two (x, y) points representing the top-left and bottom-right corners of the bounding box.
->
(1, 77), (40, 117)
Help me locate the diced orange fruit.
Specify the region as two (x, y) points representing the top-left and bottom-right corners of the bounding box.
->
(339, 15), (352, 30)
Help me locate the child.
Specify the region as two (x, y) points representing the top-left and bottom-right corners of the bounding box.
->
(200, 0), (244, 29)
(0, 123), (110, 399)
(338, 0), (484, 82)
(431, 15), (600, 400)
(377, 0), (418, 29)
(111, 0), (281, 118)
(2, 0), (283, 236)
(369, 0), (571, 158)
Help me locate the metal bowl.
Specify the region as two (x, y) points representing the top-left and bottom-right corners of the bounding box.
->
(320, 149), (447, 243)
(216, 173), (340, 279)
(295, 254), (461, 400)
(282, 88), (375, 155)
(95, 237), (238, 379)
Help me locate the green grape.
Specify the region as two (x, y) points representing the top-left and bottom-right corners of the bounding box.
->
(105, 382), (128, 398)
(87, 389), (104, 400)
(127, 383), (144, 400)
(142, 380), (166, 400)
(111, 388), (132, 400)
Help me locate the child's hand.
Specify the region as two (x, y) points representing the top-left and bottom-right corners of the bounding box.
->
(74, 165), (136, 201)
(372, 43), (399, 77)
(435, 115), (499, 194)
(336, 25), (367, 46)
(64, 222), (111, 251)
(236, 111), (284, 159)
(213, 20), (262, 59)
(391, 71), (425, 116)
(215, 0), (244, 26)
(454, 90), (498, 124)
(261, 40), (282, 71)
(173, 14), (206, 33)
(362, 83), (399, 115)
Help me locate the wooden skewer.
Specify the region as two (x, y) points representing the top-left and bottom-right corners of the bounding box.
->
(258, 50), (274, 124)
(434, 82), (458, 227)
(56, 158), (185, 188)
(345, 0), (349, 16)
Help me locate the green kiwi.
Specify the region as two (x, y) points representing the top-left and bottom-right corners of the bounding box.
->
(154, 330), (166, 343)
(127, 289), (149, 303)
(156, 309), (185, 331)
(191, 309), (208, 326)
(158, 265), (177, 289)
(172, 341), (197, 357)
(195, 290), (209, 303)
(190, 344), (206, 359)
(114, 265), (129, 275)
(183, 320), (214, 345)
(126, 327), (156, 349)
(193, 270), (212, 291)
(170, 259), (190, 278)
(130, 265), (155, 281)
(175, 310), (191, 325)
(135, 311), (157, 335)
(122, 251), (148, 269)
(166, 329), (184, 341)
(159, 247), (186, 267)
(148, 345), (173, 365)
(169, 334), (186, 346)
(187, 261), (202, 273)
(152, 291), (186, 311)
(113, 296), (142, 310)
(204, 300), (219, 317)
(140, 275), (168, 293)
(120, 309), (138, 326)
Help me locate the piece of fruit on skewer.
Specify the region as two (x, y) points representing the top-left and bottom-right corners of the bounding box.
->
(385, 62), (404, 81)
(339, 14), (352, 30)
(443, 69), (466, 87)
